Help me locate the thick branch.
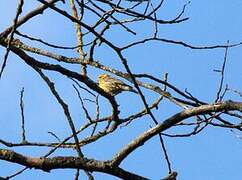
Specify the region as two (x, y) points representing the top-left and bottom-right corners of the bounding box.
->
(111, 101), (242, 166)
(0, 149), (148, 180)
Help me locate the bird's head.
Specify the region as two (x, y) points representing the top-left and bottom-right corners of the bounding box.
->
(98, 74), (109, 81)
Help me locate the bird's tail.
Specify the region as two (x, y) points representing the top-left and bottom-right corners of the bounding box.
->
(122, 85), (138, 94)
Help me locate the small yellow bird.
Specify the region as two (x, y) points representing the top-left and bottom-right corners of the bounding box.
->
(98, 74), (138, 96)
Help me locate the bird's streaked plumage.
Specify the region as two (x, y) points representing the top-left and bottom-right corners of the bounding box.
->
(98, 74), (138, 96)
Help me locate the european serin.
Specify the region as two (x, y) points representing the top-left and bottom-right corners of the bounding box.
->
(98, 74), (138, 96)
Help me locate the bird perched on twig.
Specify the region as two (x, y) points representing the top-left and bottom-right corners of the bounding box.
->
(98, 74), (138, 96)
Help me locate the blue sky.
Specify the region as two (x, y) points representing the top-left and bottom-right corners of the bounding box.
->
(0, 0), (242, 179)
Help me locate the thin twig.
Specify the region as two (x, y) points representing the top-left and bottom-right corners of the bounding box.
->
(35, 68), (84, 157)
(215, 40), (229, 102)
(0, 0), (24, 78)
(48, 131), (61, 142)
(73, 84), (93, 122)
(91, 95), (100, 136)
(74, 169), (80, 180)
(20, 87), (26, 143)
(159, 135), (172, 173)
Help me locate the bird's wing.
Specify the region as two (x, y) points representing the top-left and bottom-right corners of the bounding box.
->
(114, 78), (132, 87)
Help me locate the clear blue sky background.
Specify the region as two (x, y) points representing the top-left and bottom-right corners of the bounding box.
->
(0, 0), (242, 180)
